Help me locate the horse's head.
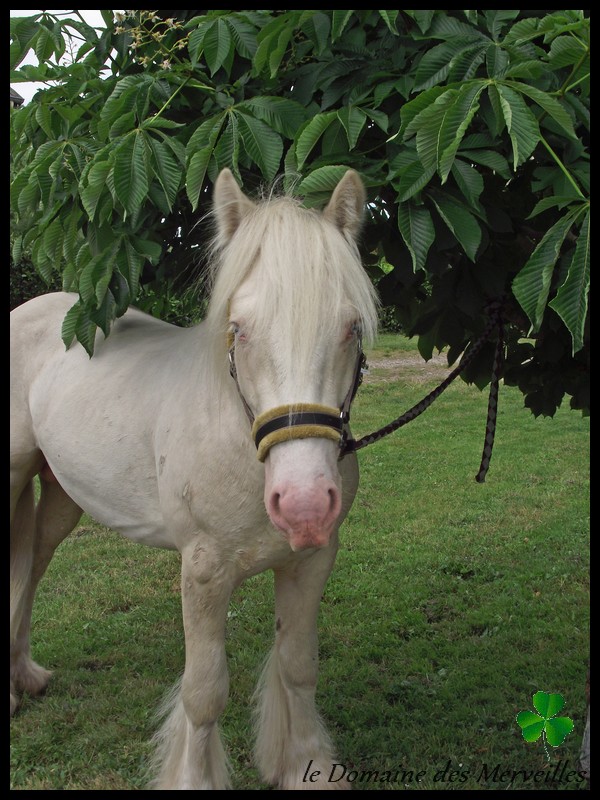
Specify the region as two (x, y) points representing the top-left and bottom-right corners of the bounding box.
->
(210, 168), (378, 551)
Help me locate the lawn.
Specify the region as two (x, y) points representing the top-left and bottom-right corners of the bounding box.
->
(10, 333), (590, 790)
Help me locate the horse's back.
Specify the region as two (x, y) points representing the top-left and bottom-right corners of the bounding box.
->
(10, 293), (204, 545)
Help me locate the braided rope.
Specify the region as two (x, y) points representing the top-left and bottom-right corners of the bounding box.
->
(342, 303), (504, 482)
(475, 314), (504, 483)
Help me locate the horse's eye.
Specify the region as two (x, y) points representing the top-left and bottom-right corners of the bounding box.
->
(351, 322), (362, 338)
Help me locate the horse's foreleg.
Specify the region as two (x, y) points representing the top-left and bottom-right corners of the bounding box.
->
(149, 542), (233, 790)
(11, 477), (82, 715)
(255, 541), (348, 790)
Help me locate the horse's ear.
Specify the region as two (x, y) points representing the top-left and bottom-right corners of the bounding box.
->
(213, 168), (255, 243)
(323, 169), (366, 241)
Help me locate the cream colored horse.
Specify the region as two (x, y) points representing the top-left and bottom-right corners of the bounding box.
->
(10, 169), (379, 789)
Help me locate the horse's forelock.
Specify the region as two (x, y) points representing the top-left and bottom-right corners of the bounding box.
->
(205, 187), (379, 382)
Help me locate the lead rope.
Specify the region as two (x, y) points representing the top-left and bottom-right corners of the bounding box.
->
(342, 301), (504, 483)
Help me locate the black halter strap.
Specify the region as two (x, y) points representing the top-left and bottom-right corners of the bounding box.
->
(228, 340), (367, 461)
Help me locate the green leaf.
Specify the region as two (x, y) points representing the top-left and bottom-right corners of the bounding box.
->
(413, 90), (459, 169)
(298, 165), (355, 197)
(545, 717), (575, 747)
(549, 210), (590, 354)
(438, 84), (485, 181)
(42, 217), (63, 265)
(407, 10), (435, 34)
(300, 11), (331, 55)
(226, 15), (258, 60)
(549, 35), (587, 68)
(331, 10), (353, 42)
(398, 85), (448, 139)
(512, 209), (579, 332)
(496, 84), (540, 169)
(148, 138), (181, 213)
(451, 159), (484, 210)
(430, 194), (482, 261)
(204, 18), (233, 76)
(396, 162), (437, 202)
(61, 299), (83, 349)
(337, 106), (367, 150)
(123, 238), (143, 298)
(528, 195), (579, 218)
(213, 113), (240, 179)
(397, 204), (435, 272)
(238, 97), (308, 138)
(503, 81), (577, 139)
(269, 25), (292, 79)
(113, 133), (149, 219)
(78, 243), (118, 307)
(484, 10), (520, 41)
(411, 83), (485, 180)
(186, 114), (226, 161)
(378, 10), (399, 35)
(296, 112), (336, 169)
(186, 147), (213, 212)
(532, 691), (565, 718)
(516, 711), (545, 742)
(414, 39), (485, 91)
(237, 113), (282, 181)
(80, 161), (111, 221)
(459, 148), (511, 180)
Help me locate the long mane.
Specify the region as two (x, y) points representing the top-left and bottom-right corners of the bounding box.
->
(204, 187), (379, 380)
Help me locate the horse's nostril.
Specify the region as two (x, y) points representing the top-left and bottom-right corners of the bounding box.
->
(270, 492), (281, 516)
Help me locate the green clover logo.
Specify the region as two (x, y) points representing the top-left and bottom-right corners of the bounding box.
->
(516, 692), (574, 757)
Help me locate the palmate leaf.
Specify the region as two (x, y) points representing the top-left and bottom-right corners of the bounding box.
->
(549, 209), (590, 354)
(512, 209), (579, 333)
(409, 82), (486, 182)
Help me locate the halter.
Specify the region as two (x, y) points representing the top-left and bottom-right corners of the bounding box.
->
(228, 300), (504, 481)
(228, 337), (367, 462)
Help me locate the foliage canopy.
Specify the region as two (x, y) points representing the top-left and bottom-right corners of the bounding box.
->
(10, 9), (589, 416)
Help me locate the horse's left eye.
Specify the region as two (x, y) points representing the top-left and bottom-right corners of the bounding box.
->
(350, 322), (362, 338)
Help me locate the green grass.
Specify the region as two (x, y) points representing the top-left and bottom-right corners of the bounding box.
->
(10, 334), (589, 790)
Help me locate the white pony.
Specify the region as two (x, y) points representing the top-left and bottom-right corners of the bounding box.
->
(10, 168), (379, 789)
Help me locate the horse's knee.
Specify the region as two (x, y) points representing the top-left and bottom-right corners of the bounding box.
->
(181, 667), (229, 727)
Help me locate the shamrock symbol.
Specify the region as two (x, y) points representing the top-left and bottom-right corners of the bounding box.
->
(516, 692), (574, 755)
